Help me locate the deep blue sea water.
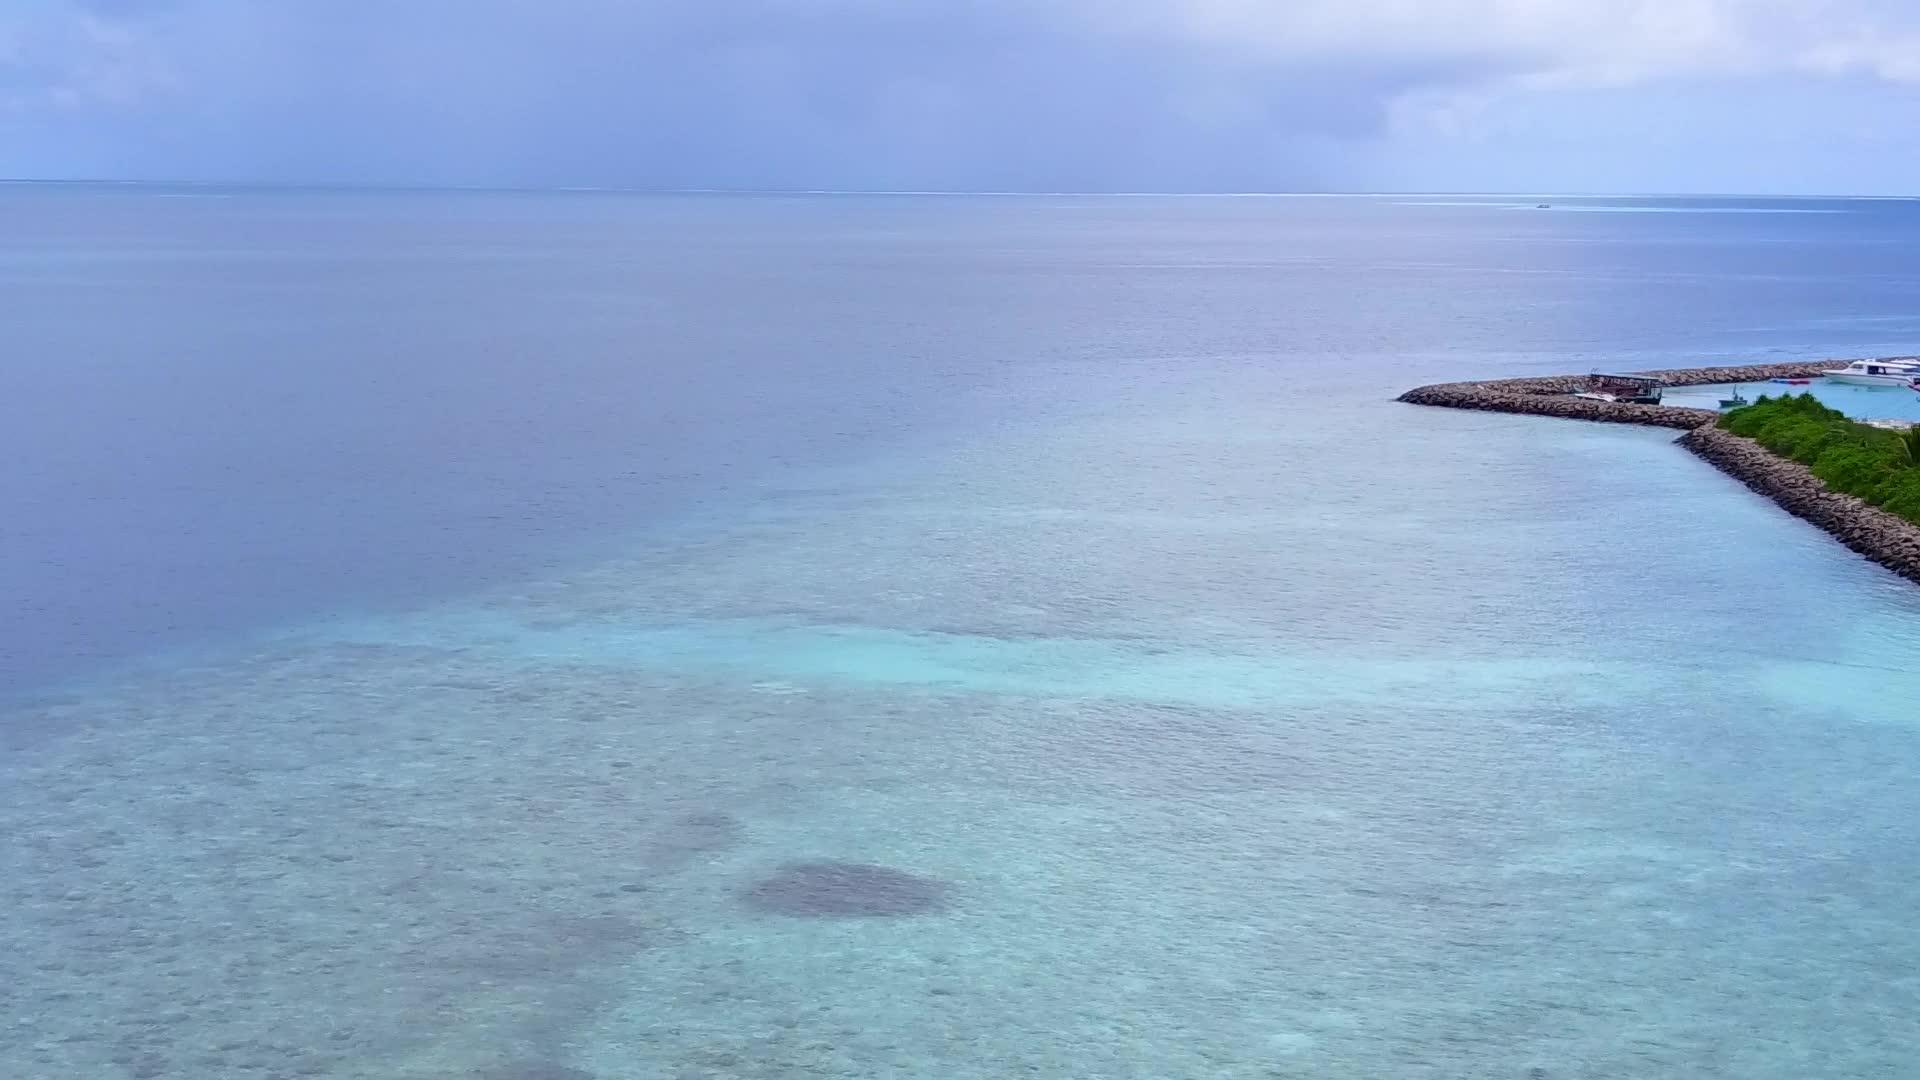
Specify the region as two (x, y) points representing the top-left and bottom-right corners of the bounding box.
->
(5, 188), (1920, 1078)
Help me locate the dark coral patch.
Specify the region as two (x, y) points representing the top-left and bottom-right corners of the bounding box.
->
(742, 862), (949, 918)
(479, 1065), (597, 1080)
(643, 810), (743, 873)
(439, 913), (662, 982)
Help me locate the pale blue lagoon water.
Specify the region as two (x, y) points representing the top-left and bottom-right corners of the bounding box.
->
(1664, 379), (1920, 422)
(5, 189), (1920, 1078)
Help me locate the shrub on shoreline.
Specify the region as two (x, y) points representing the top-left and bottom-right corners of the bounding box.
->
(1720, 393), (1920, 526)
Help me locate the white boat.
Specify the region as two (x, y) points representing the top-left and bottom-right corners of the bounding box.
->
(1820, 358), (1920, 386)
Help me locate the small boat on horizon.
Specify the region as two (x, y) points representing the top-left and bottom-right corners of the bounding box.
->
(1820, 358), (1920, 386)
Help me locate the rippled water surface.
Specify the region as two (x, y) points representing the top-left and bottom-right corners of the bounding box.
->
(5, 189), (1920, 1078)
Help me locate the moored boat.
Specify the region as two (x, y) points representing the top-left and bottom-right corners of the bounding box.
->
(1820, 358), (1920, 386)
(1578, 372), (1664, 404)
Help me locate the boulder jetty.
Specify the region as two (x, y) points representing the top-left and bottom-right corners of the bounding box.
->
(1397, 360), (1920, 586)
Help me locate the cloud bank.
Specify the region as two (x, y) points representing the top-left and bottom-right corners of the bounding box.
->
(3, 0), (1919, 192)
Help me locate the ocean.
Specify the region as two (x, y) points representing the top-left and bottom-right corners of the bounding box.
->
(4, 187), (1920, 1078)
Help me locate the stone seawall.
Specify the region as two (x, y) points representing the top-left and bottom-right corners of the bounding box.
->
(1397, 383), (1719, 429)
(1680, 426), (1920, 586)
(1396, 361), (1835, 430)
(1396, 358), (1920, 586)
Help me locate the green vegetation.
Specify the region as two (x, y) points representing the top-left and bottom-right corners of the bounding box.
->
(1720, 393), (1920, 524)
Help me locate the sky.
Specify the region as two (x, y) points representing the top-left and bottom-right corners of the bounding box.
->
(3, 0), (1919, 194)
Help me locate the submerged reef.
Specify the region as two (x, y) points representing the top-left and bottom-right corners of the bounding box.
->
(742, 861), (950, 918)
(479, 1064), (597, 1080)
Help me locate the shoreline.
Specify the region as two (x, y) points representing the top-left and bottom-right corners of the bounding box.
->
(1398, 360), (1920, 586)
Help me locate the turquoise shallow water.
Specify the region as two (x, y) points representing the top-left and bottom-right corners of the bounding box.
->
(1664, 378), (1920, 421)
(6, 192), (1920, 1078)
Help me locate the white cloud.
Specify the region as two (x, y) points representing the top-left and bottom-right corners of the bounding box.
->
(4, 0), (1920, 188)
(1115, 0), (1920, 86)
(1801, 33), (1920, 83)
(14, 0), (1920, 114)
(0, 4), (172, 113)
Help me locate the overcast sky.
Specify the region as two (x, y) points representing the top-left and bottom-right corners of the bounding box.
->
(4, 0), (1919, 194)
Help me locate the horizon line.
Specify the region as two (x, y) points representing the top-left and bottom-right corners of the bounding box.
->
(0, 178), (1915, 201)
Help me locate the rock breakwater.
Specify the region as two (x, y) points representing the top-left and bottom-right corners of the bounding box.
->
(1397, 383), (1718, 429)
(1399, 358), (1920, 586)
(1395, 361), (1834, 430)
(1680, 426), (1920, 586)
